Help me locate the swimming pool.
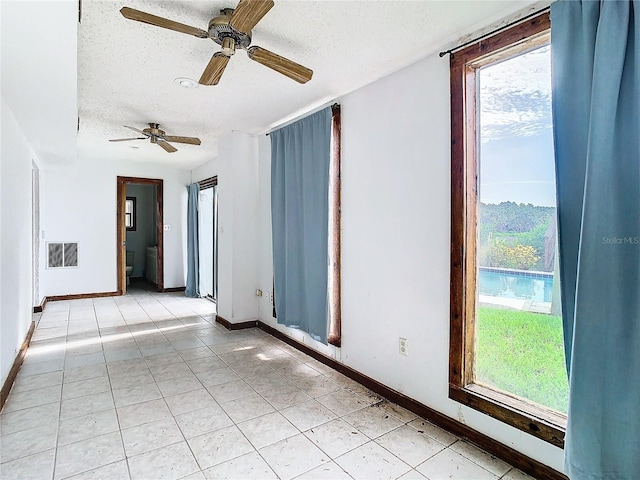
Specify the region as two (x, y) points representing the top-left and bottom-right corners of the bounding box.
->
(478, 267), (554, 302)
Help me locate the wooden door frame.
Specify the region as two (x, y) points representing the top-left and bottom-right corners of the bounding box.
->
(117, 176), (164, 294)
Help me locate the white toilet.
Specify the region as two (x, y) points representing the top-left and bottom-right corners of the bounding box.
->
(126, 251), (135, 285)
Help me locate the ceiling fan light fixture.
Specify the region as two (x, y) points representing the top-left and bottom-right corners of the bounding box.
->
(221, 37), (236, 56)
(174, 77), (199, 88)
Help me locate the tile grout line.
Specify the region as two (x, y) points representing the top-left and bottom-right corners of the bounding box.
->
(115, 294), (136, 480)
(49, 302), (71, 480)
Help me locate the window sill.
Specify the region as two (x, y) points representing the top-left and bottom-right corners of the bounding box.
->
(449, 383), (566, 448)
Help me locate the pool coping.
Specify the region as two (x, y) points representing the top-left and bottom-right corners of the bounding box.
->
(479, 266), (553, 279)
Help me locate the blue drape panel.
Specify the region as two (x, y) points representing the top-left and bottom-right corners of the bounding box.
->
(185, 183), (200, 298)
(271, 108), (331, 343)
(552, 1), (640, 477)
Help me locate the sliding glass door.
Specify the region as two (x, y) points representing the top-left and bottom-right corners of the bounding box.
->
(198, 183), (217, 301)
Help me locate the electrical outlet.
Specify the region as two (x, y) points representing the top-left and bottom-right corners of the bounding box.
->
(269, 292), (274, 303)
(399, 337), (408, 356)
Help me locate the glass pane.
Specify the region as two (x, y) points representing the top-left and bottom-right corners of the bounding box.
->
(476, 45), (568, 414)
(126, 199), (132, 214)
(198, 187), (215, 298)
(48, 243), (63, 268)
(63, 243), (78, 267)
(125, 213), (132, 228)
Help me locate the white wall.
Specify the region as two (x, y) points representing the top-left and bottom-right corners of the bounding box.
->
(230, 135), (259, 322)
(0, 100), (36, 387)
(41, 160), (191, 296)
(216, 133), (259, 323)
(191, 158), (220, 184)
(1, 1), (77, 167)
(255, 54), (564, 471)
(193, 135), (259, 322)
(125, 184), (156, 278)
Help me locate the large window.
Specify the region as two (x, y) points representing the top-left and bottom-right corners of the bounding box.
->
(449, 12), (566, 447)
(271, 105), (341, 346)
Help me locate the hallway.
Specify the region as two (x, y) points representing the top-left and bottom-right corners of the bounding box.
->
(1, 288), (531, 479)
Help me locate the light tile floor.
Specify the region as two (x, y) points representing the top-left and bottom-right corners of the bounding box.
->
(0, 286), (535, 480)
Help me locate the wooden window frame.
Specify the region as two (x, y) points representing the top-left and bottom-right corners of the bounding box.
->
(125, 197), (136, 231)
(449, 12), (566, 448)
(328, 104), (342, 347)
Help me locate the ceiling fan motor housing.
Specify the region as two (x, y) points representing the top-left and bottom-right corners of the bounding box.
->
(208, 8), (252, 55)
(143, 123), (165, 143)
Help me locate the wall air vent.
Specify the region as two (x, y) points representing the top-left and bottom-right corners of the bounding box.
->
(47, 242), (78, 268)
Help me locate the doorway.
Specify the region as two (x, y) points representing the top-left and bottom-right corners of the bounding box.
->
(117, 176), (164, 294)
(197, 177), (218, 302)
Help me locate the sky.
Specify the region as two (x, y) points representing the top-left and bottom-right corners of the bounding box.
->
(478, 45), (557, 207)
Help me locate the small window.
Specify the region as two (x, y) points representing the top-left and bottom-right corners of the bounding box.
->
(449, 12), (566, 447)
(47, 242), (78, 268)
(125, 197), (136, 231)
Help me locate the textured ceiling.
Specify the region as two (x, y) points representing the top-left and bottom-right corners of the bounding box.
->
(77, 0), (541, 170)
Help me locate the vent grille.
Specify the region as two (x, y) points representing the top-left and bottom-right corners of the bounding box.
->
(47, 242), (78, 268)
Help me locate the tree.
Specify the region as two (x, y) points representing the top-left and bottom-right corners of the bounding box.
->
(486, 240), (540, 270)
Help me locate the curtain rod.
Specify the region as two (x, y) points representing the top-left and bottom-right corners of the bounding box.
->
(266, 103), (340, 136)
(439, 6), (550, 58)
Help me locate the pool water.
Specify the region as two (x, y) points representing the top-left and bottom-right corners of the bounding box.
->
(478, 269), (553, 302)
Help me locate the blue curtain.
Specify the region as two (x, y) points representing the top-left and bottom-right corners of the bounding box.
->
(271, 107), (331, 343)
(552, 1), (640, 477)
(185, 183), (200, 297)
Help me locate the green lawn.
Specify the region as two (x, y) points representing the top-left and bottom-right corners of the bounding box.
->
(476, 307), (569, 414)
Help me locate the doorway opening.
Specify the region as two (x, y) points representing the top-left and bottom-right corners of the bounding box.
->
(198, 177), (218, 302)
(117, 176), (164, 294)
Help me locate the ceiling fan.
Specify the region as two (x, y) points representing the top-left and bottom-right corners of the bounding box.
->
(109, 123), (201, 153)
(120, 0), (313, 86)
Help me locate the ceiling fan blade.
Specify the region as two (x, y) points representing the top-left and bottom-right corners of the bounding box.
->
(120, 7), (209, 39)
(157, 141), (178, 153)
(230, 0), (274, 34)
(199, 53), (230, 86)
(109, 137), (147, 142)
(164, 136), (201, 145)
(123, 125), (149, 136)
(247, 46), (313, 84)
